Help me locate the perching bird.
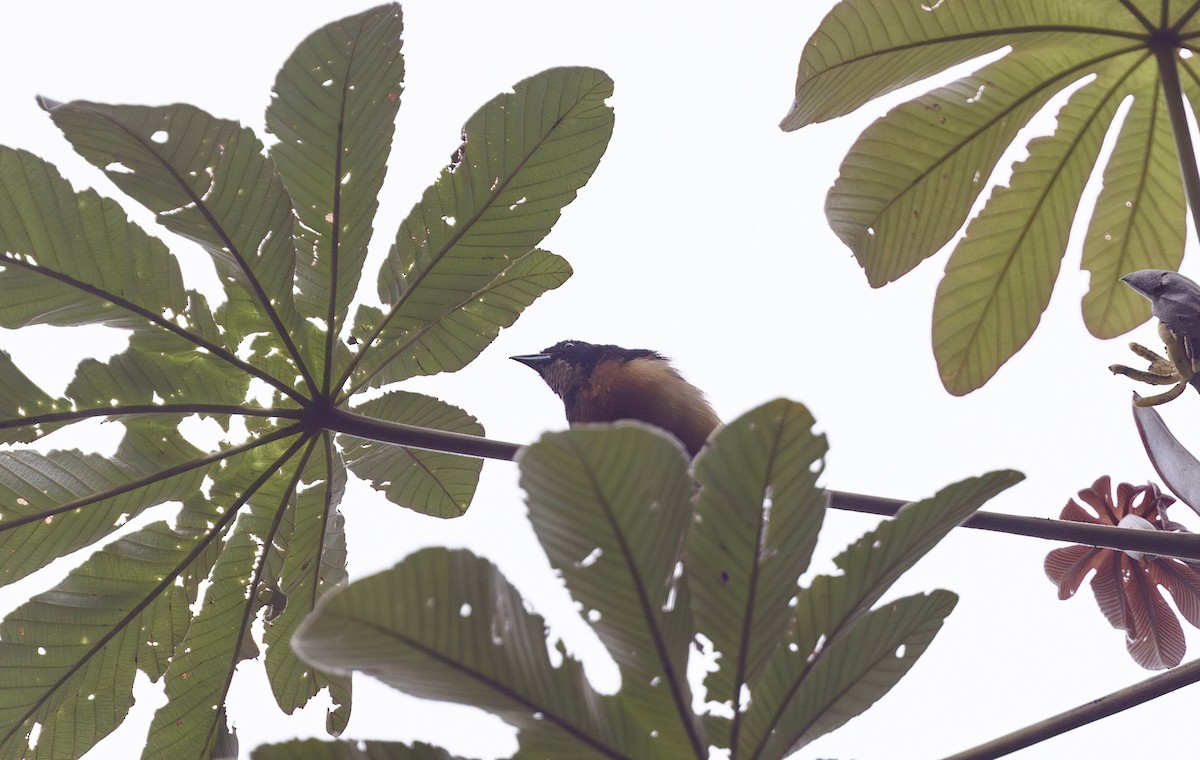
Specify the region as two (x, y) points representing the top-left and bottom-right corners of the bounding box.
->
(511, 340), (720, 456)
(1122, 270), (1200, 338)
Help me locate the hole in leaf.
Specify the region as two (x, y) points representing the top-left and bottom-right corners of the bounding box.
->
(576, 547), (602, 568)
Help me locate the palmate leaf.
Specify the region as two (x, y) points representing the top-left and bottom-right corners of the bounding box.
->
(786, 0), (1197, 393)
(294, 406), (1020, 759)
(764, 590), (958, 758)
(0, 4), (612, 758)
(143, 436), (317, 760)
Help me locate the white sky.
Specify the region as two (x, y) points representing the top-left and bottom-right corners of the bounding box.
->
(1, 2), (1197, 758)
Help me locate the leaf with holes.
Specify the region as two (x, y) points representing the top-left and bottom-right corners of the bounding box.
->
(291, 403), (1021, 758)
(0, 4), (612, 758)
(786, 1), (1193, 393)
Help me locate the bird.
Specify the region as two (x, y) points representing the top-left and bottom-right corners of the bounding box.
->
(1122, 269), (1200, 338)
(511, 340), (720, 456)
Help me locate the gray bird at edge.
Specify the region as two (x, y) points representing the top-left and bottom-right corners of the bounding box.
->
(1122, 270), (1200, 338)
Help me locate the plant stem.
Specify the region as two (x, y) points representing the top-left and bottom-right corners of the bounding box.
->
(941, 655), (1200, 760)
(829, 490), (1200, 562)
(323, 405), (523, 461)
(326, 408), (1200, 561)
(1154, 39), (1200, 225)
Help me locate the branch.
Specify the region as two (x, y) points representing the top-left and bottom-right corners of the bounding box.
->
(1154, 36), (1200, 226)
(829, 490), (1200, 562)
(940, 655), (1200, 760)
(325, 408), (1200, 562)
(323, 405), (523, 461)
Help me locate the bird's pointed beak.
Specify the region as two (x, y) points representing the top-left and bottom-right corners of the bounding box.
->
(510, 352), (552, 369)
(1121, 273), (1145, 296)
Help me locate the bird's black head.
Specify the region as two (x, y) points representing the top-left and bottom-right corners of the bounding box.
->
(511, 340), (661, 400)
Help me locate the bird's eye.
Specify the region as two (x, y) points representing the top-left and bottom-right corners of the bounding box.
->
(561, 341), (576, 350)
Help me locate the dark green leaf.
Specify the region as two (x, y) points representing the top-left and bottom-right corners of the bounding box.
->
(763, 590), (958, 756)
(45, 100), (316, 395)
(341, 392), (483, 517)
(344, 67), (610, 390)
(144, 437), (314, 760)
(254, 738), (475, 760)
(0, 493), (225, 759)
(0, 350), (68, 444)
(263, 439), (352, 735)
(294, 548), (652, 758)
(736, 470), (1022, 757)
(0, 422), (209, 587)
(519, 425), (702, 752)
(0, 8), (613, 758)
(0, 147), (187, 331)
(687, 399), (827, 733)
(268, 4), (404, 365)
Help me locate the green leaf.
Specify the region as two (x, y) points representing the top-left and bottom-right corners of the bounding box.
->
(788, 0), (1199, 391)
(736, 470), (1023, 758)
(0, 350), (68, 444)
(263, 439), (352, 735)
(341, 392), (483, 517)
(0, 422), (209, 587)
(686, 399), (827, 738)
(783, 2), (1134, 128)
(1082, 72), (1184, 338)
(43, 100), (317, 395)
(144, 437), (313, 760)
(294, 548), (653, 759)
(825, 46), (1090, 287)
(344, 66), (611, 390)
(761, 590), (958, 757)
(0, 493), (225, 760)
(66, 333), (250, 413)
(347, 249), (572, 395)
(268, 4), (405, 377)
(519, 425), (702, 753)
(0, 147), (187, 331)
(296, 415), (1020, 758)
(253, 739), (474, 760)
(143, 533), (258, 760)
(932, 68), (1129, 394)
(0, 7), (612, 758)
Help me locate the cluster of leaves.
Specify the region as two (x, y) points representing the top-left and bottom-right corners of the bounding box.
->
(786, 0), (1200, 394)
(0, 5), (614, 758)
(254, 401), (1021, 759)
